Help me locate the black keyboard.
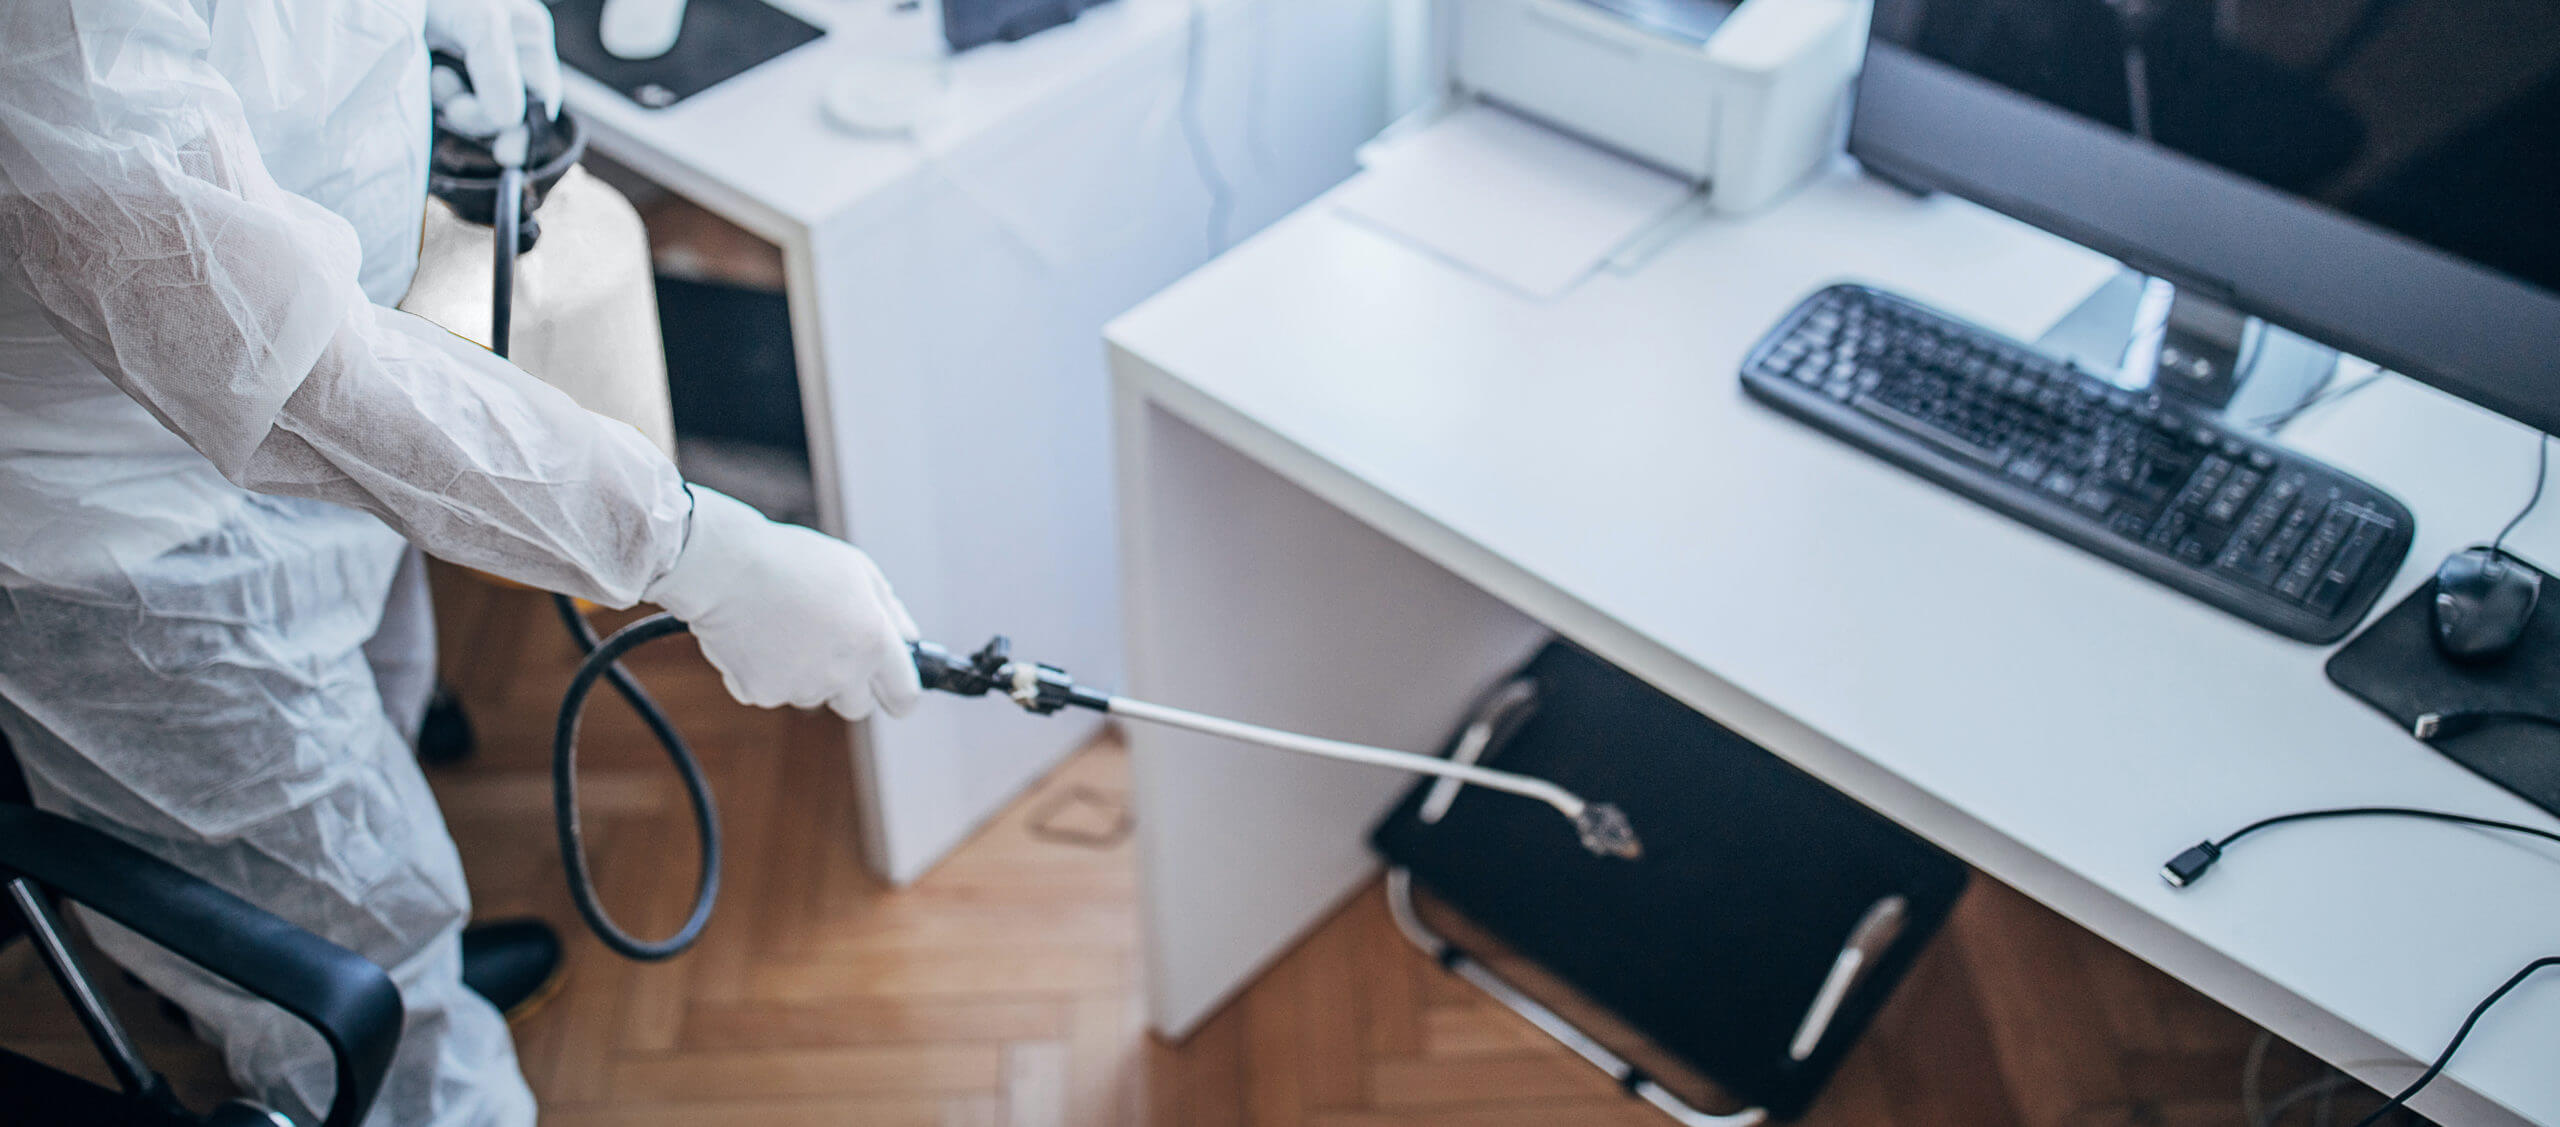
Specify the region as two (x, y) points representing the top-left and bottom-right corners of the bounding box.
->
(1740, 284), (2413, 643)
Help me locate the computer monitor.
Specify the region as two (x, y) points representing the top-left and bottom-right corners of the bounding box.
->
(1850, 0), (2560, 439)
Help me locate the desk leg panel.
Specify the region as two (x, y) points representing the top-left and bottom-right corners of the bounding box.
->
(1116, 393), (1547, 1038)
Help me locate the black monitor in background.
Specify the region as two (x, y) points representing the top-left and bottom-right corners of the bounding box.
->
(1851, 0), (2560, 439)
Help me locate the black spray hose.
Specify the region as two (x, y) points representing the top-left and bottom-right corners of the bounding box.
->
(491, 162), (521, 357)
(482, 155), (724, 960)
(550, 611), (718, 960)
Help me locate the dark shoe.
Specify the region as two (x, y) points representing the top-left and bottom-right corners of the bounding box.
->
(461, 918), (566, 1025)
(417, 684), (477, 766)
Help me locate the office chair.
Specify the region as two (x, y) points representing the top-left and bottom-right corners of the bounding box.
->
(1373, 642), (1971, 1123)
(0, 731), (404, 1127)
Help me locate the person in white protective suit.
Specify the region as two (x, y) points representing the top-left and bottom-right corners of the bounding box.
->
(0, 0), (925, 1123)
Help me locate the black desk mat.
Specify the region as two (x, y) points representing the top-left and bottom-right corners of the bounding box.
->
(551, 0), (823, 108)
(2327, 551), (2560, 817)
(1372, 642), (1968, 1121)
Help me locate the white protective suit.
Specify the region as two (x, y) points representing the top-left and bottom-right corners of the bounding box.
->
(0, 0), (920, 1123)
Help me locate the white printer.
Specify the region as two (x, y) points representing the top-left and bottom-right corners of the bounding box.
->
(1450, 0), (1872, 213)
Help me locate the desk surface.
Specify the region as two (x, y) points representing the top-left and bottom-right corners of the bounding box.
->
(566, 0), (1210, 239)
(1106, 159), (2560, 1123)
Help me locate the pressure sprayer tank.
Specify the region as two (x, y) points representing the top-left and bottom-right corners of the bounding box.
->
(398, 112), (677, 458)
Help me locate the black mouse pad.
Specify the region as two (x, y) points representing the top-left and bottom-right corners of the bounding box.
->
(2326, 550), (2560, 818)
(550, 0), (823, 109)
(1372, 642), (1968, 1120)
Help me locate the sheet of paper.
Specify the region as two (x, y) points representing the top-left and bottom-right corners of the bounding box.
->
(1333, 103), (1696, 299)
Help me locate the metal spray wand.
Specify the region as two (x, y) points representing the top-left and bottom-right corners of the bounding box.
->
(911, 637), (1643, 860)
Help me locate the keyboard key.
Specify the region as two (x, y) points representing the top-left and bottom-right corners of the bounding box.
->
(2260, 503), (2320, 570)
(2206, 469), (2263, 524)
(2308, 570), (2356, 614)
(2148, 511), (2192, 548)
(2300, 507), (2354, 568)
(1852, 393), (2008, 468)
(2328, 519), (2386, 585)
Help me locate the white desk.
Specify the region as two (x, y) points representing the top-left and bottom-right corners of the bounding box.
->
(1104, 156), (2560, 1123)
(564, 0), (1400, 881)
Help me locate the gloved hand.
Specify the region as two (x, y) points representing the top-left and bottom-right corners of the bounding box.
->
(645, 487), (925, 721)
(425, 0), (565, 138)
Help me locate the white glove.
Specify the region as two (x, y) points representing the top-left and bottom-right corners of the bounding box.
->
(645, 487), (926, 721)
(424, 0), (565, 138)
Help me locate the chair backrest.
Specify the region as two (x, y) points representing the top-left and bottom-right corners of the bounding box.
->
(2, 735), (314, 1126)
(1, 804), (404, 1127)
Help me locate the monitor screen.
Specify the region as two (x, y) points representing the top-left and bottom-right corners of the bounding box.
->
(1854, 0), (2560, 434)
(1872, 0), (2560, 294)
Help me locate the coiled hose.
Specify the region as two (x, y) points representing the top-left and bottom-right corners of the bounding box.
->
(487, 149), (723, 961)
(548, 602), (716, 961)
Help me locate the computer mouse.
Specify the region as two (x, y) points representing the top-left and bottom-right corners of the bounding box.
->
(2431, 547), (2541, 662)
(600, 0), (687, 61)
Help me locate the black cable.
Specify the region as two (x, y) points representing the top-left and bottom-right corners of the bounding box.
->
(2413, 708), (2560, 743)
(2169, 810), (2560, 1122)
(2351, 956), (2560, 1127)
(551, 612), (720, 961)
(2162, 806), (2560, 887)
(2489, 432), (2551, 563)
(2217, 806), (2560, 853)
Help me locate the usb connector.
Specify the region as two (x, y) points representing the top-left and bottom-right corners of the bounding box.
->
(2160, 841), (2223, 888)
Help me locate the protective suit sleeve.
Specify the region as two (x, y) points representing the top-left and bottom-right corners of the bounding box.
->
(239, 306), (691, 605)
(0, 0), (687, 606)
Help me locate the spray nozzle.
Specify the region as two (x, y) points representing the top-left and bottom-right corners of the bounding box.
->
(910, 636), (1110, 715)
(910, 636), (1010, 697)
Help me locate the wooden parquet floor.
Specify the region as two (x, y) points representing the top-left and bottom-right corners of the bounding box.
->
(2, 568), (2395, 1125)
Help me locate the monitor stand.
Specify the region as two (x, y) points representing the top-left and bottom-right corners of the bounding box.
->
(2035, 270), (2341, 431)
